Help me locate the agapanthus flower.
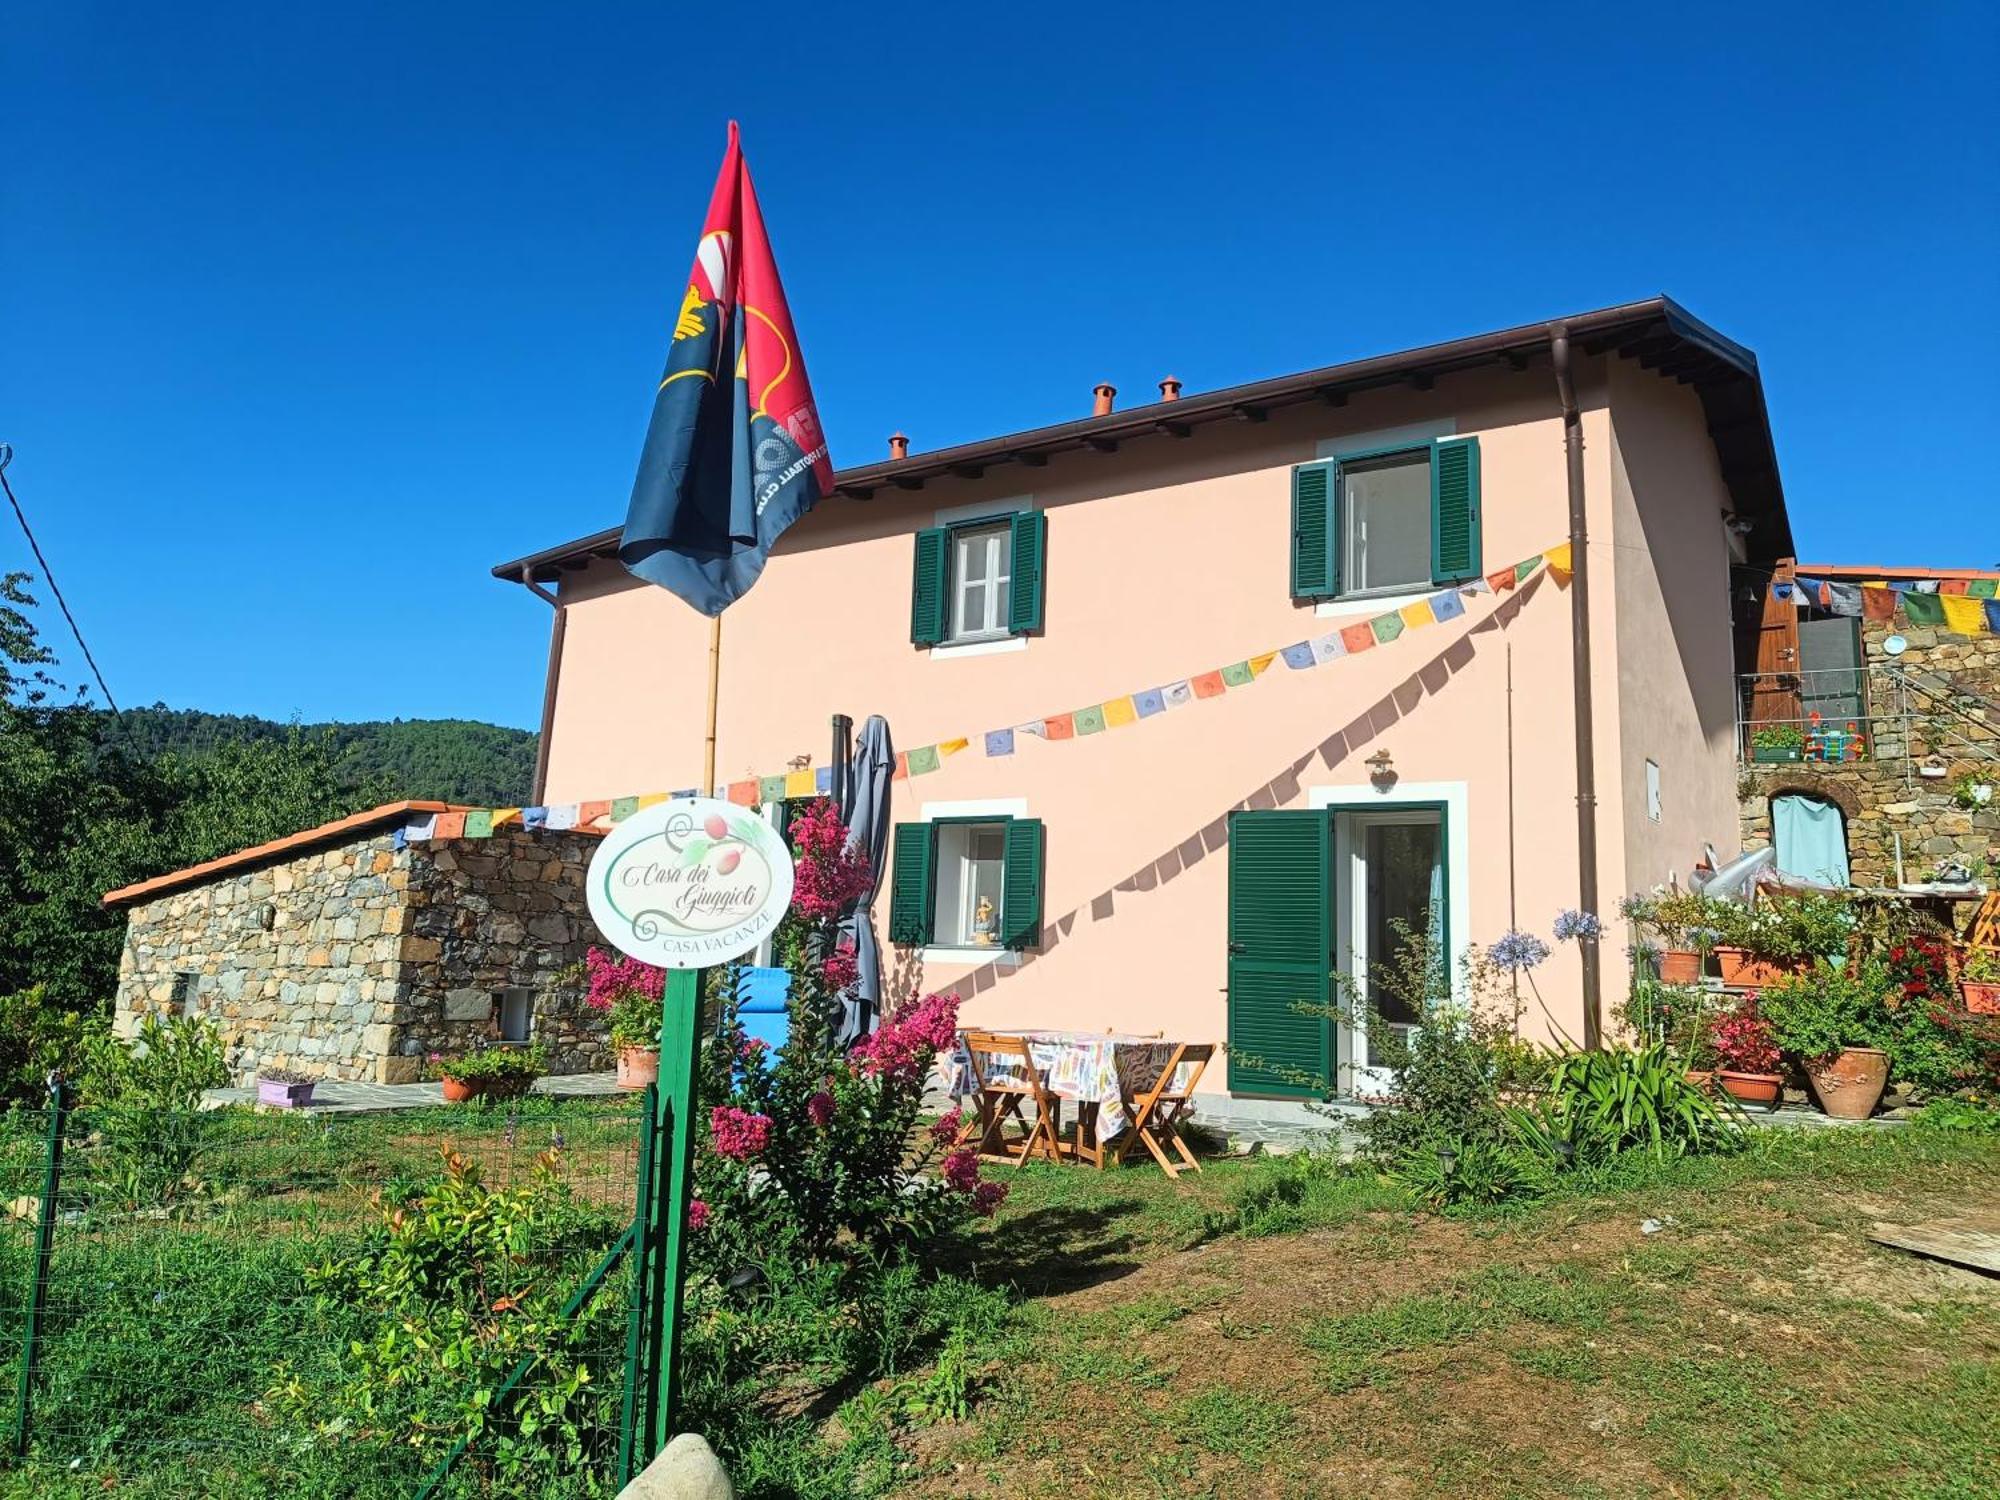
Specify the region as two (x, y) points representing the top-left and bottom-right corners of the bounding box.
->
(709, 1106), (773, 1161)
(1487, 929), (1551, 972)
(806, 1090), (835, 1128)
(1551, 909), (1603, 942)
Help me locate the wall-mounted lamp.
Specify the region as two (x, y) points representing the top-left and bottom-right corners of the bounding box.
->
(1367, 749), (1397, 790)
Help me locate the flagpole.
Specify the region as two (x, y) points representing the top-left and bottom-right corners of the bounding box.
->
(703, 614), (722, 793)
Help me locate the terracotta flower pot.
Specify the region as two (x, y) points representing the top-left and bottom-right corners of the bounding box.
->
(440, 1076), (480, 1103)
(1716, 1070), (1783, 1110)
(1685, 1069), (1715, 1093)
(1961, 980), (2000, 1017)
(617, 1046), (661, 1091)
(1658, 949), (1702, 984)
(1714, 947), (1805, 990)
(1803, 1047), (1889, 1120)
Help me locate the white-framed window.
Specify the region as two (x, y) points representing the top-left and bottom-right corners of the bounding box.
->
(1340, 448), (1433, 595)
(948, 523), (1013, 644)
(931, 821), (1009, 947)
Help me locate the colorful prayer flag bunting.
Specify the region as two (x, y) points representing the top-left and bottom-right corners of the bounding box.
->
(434, 810), (467, 840)
(1134, 687), (1167, 716)
(1074, 705), (1108, 735)
(1310, 630), (1346, 663)
(1044, 713), (1077, 739)
(938, 737), (971, 757)
(785, 768), (816, 797)
(463, 809), (495, 839)
(1370, 613), (1404, 644)
(1191, 671), (1227, 699)
(490, 807), (522, 828)
(726, 782), (757, 806)
(1102, 696), (1138, 728)
(1968, 579), (1998, 600)
(1280, 641), (1315, 670)
(1398, 600), (1432, 630)
(1940, 594), (1986, 635)
(1161, 680), (1194, 707)
(521, 807), (548, 830)
(1247, 651), (1278, 678)
(1219, 661), (1253, 687)
(815, 767), (834, 793)
(907, 745), (941, 775)
(611, 796), (640, 822)
(578, 800), (612, 826)
(985, 727), (1016, 757)
(1430, 590), (1466, 622)
(1340, 622), (1375, 654)
(1901, 591), (1946, 626)
(1863, 587), (1896, 622)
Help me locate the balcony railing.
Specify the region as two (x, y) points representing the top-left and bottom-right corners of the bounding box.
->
(1736, 663), (1999, 772)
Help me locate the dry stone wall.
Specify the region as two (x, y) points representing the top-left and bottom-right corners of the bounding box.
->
(1738, 611), (2000, 887)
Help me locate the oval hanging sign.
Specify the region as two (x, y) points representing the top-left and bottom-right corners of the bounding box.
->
(586, 797), (795, 969)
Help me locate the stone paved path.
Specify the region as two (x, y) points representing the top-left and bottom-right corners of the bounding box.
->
(203, 1070), (624, 1114)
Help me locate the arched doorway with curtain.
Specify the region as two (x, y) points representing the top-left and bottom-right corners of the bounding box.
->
(1770, 791), (1850, 886)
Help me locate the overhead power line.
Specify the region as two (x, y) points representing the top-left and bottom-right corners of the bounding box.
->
(0, 444), (123, 717)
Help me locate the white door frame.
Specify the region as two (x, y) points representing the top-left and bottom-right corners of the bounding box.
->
(1310, 781), (1470, 1096)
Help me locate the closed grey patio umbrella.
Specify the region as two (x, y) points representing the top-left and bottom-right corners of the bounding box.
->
(834, 715), (894, 1045)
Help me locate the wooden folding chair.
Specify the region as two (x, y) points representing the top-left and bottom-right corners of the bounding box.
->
(1113, 1043), (1213, 1178)
(960, 1031), (1067, 1168)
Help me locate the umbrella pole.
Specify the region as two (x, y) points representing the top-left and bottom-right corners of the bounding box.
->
(702, 614), (722, 793)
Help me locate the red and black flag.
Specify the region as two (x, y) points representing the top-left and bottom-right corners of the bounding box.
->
(620, 123), (832, 614)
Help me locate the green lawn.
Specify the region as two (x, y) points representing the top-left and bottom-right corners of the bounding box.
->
(901, 1124), (2000, 1499)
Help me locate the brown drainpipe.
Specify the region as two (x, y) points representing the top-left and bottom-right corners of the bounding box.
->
(1549, 324), (1602, 1049)
(521, 567), (565, 805)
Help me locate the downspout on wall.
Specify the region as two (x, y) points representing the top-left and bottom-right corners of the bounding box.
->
(521, 568), (566, 805)
(1549, 325), (1603, 1049)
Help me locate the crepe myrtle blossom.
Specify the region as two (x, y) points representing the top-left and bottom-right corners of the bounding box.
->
(583, 947), (665, 1012)
(821, 936), (860, 994)
(709, 1106), (773, 1161)
(806, 1090), (836, 1128)
(929, 1108), (964, 1143)
(1552, 909), (1604, 943)
(970, 1180), (1008, 1217)
(1487, 929), (1551, 972)
(850, 991), (961, 1083)
(788, 798), (873, 921)
(687, 1198), (711, 1231)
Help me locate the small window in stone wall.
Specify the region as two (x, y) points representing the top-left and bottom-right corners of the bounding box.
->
(497, 987), (533, 1043)
(170, 972), (198, 1016)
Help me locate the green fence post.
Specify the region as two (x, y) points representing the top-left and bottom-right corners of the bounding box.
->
(617, 1083), (660, 1486)
(645, 967), (705, 1458)
(13, 1074), (67, 1457)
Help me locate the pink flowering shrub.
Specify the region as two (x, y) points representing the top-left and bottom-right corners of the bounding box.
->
(582, 946), (665, 1050)
(688, 796), (1006, 1271)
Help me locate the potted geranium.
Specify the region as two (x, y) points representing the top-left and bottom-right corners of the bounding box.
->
(256, 1067), (316, 1110)
(1710, 1007), (1783, 1109)
(1960, 948), (2000, 1016)
(431, 1042), (548, 1102)
(1759, 962), (1890, 1120)
(583, 947), (666, 1090)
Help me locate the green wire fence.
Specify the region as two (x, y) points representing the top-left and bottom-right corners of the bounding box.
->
(2, 1087), (658, 1499)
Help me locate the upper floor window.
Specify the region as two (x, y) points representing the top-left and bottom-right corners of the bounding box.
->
(951, 523), (1013, 642)
(910, 511), (1046, 646)
(1291, 437), (1482, 602)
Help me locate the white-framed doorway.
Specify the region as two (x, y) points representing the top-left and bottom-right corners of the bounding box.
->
(1311, 782), (1470, 1097)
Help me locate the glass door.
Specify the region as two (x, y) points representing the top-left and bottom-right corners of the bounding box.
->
(1336, 809), (1443, 1095)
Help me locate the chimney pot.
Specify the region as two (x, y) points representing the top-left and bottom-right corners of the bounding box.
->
(1092, 382), (1116, 417)
(1159, 375), (1182, 402)
(888, 432), (909, 460)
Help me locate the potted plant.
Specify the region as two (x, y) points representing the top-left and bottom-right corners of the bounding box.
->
(431, 1042), (548, 1102)
(583, 947), (666, 1090)
(1710, 1008), (1783, 1110)
(1960, 947), (2000, 1017)
(1712, 893), (1851, 989)
(1750, 724), (1806, 764)
(1760, 961), (1891, 1120)
(1949, 774), (1994, 811)
(255, 1067), (316, 1110)
(1626, 889), (1724, 984)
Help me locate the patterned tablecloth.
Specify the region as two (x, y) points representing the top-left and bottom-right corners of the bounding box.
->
(936, 1030), (1190, 1139)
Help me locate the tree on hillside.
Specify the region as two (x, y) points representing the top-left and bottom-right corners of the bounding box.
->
(1, 573), (377, 1008)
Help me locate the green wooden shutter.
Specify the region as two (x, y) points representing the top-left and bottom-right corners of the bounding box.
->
(1290, 461), (1338, 598)
(888, 822), (935, 944)
(910, 528), (948, 645)
(1226, 810), (1333, 1097)
(1007, 510), (1046, 634)
(999, 817), (1044, 950)
(1430, 437), (1482, 584)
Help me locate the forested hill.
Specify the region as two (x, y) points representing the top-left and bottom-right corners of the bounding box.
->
(104, 707), (539, 806)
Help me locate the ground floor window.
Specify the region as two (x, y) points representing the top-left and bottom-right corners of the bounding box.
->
(888, 815), (1044, 950)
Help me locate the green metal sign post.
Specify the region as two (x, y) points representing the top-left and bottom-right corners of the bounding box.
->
(639, 966), (705, 1459)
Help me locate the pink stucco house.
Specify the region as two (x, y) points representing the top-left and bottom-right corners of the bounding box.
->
(495, 297), (1791, 1124)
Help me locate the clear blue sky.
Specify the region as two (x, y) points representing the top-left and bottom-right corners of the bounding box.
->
(4, 2), (1995, 730)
